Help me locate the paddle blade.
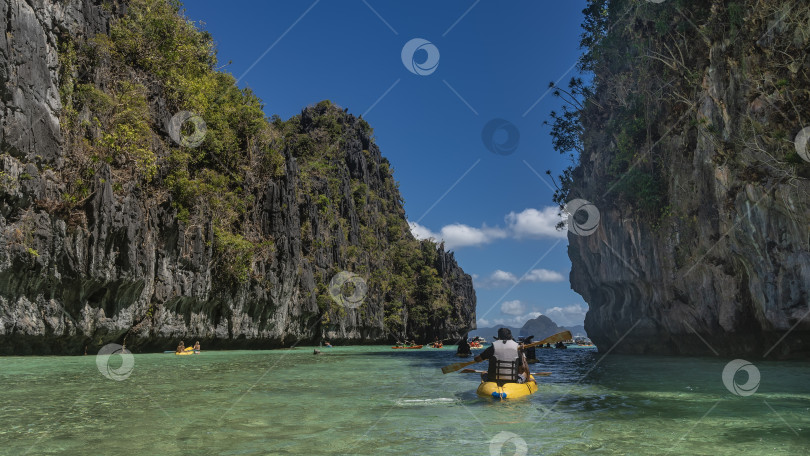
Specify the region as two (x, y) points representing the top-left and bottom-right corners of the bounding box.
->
(521, 331), (572, 350)
(441, 359), (478, 374)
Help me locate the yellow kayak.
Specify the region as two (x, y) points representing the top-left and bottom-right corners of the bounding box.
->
(476, 375), (537, 399)
(175, 347), (200, 356)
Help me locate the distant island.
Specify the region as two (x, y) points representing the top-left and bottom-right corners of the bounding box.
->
(468, 314), (586, 341)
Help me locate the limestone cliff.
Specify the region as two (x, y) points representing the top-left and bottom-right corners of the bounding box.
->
(0, 0), (476, 354)
(560, 0), (810, 359)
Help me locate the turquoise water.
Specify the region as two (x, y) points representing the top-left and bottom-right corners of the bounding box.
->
(1, 345), (808, 455)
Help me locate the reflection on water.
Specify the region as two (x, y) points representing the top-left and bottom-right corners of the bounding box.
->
(0, 346), (808, 455)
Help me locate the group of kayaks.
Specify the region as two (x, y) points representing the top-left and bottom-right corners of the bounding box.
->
(390, 342), (445, 349)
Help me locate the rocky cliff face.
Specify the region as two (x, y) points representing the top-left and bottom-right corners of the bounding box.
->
(0, 0), (475, 354)
(565, 0), (810, 359)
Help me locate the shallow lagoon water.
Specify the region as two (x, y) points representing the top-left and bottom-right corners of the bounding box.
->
(1, 345), (808, 455)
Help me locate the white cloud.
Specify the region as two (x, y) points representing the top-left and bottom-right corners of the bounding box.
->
(524, 269), (565, 282)
(409, 222), (506, 249)
(441, 224), (507, 248)
(476, 318), (492, 327)
(500, 300), (527, 316)
(544, 304), (587, 327)
(409, 222), (438, 241)
(474, 268), (565, 289)
(504, 207), (567, 239)
(492, 270), (517, 282)
(475, 270), (517, 288)
(409, 206), (566, 251)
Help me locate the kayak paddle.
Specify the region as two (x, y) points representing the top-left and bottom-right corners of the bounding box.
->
(459, 369), (551, 376)
(440, 330), (572, 374)
(519, 331), (572, 350)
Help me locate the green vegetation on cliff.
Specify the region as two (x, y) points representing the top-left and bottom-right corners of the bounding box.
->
(548, 0), (810, 221)
(52, 0), (471, 342)
(560, 0), (810, 357)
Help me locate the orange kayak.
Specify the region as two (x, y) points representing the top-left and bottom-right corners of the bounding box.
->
(391, 345), (423, 349)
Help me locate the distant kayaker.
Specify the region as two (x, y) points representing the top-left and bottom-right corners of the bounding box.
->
(522, 336), (537, 362)
(457, 338), (471, 356)
(193, 341), (201, 351)
(473, 328), (530, 384)
(176, 341), (185, 353)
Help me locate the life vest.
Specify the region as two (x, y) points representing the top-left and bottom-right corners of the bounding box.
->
(489, 340), (520, 382)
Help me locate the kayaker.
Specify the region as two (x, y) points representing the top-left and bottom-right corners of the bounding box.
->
(522, 335), (537, 362)
(473, 328), (530, 384)
(457, 338), (471, 356)
(193, 341), (201, 351)
(176, 341), (185, 353)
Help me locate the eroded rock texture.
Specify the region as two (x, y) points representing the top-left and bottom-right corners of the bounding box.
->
(0, 0), (475, 354)
(568, 1), (810, 358)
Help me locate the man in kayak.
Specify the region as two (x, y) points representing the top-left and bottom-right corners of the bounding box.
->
(176, 341), (185, 353)
(456, 338), (471, 356)
(473, 328), (530, 383)
(521, 335), (538, 363)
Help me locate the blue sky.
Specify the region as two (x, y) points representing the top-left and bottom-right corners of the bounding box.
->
(181, 0), (590, 329)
